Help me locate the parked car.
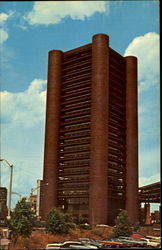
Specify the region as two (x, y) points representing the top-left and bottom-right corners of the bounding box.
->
(46, 240), (98, 249)
(78, 238), (103, 248)
(112, 236), (147, 247)
(46, 242), (63, 249)
(60, 241), (94, 249)
(145, 235), (161, 243)
(140, 238), (160, 248)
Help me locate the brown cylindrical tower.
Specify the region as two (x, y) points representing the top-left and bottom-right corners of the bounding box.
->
(89, 34), (109, 225)
(125, 56), (139, 223)
(145, 203), (151, 224)
(42, 50), (63, 218)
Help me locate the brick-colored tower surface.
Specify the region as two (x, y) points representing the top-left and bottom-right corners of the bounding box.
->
(125, 56), (139, 223)
(89, 34), (109, 225)
(144, 203), (151, 224)
(42, 34), (139, 225)
(42, 50), (63, 217)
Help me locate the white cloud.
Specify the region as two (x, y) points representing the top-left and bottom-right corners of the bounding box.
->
(1, 79), (47, 204)
(124, 32), (160, 92)
(0, 13), (10, 25)
(25, 1), (108, 25)
(0, 12), (13, 43)
(0, 28), (9, 43)
(1, 79), (47, 128)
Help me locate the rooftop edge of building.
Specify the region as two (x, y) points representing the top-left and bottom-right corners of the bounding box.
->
(49, 33), (109, 55)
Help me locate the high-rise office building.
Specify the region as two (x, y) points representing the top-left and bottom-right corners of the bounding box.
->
(42, 34), (138, 225)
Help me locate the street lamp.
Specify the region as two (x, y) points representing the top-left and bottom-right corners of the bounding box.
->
(30, 181), (48, 218)
(30, 182), (48, 196)
(0, 158), (14, 219)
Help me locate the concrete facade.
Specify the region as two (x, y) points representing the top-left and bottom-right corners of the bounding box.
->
(42, 34), (139, 225)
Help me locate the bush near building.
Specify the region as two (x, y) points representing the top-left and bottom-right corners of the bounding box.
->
(77, 215), (91, 230)
(110, 210), (133, 238)
(45, 208), (75, 234)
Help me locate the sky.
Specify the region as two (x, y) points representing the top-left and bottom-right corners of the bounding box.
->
(0, 1), (160, 212)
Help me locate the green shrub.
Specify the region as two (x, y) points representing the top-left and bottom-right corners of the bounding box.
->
(110, 210), (133, 238)
(77, 215), (91, 230)
(45, 208), (75, 234)
(35, 220), (46, 228)
(133, 221), (140, 232)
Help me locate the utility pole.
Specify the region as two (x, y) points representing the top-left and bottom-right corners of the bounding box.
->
(0, 159), (14, 219)
(0, 162), (1, 187)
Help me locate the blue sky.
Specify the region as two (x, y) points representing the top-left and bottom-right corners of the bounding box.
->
(0, 1), (160, 211)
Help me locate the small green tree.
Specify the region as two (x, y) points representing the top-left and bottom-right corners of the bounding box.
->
(77, 215), (91, 229)
(8, 197), (36, 240)
(45, 208), (75, 234)
(110, 210), (133, 238)
(133, 221), (140, 232)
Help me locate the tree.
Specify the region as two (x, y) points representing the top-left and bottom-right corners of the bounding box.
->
(77, 215), (91, 229)
(45, 208), (75, 234)
(8, 197), (36, 239)
(110, 210), (133, 238)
